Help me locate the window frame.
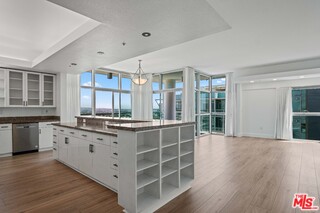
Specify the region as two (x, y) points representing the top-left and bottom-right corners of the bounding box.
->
(80, 69), (132, 118)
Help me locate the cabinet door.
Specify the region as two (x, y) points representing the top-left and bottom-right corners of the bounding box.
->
(58, 134), (68, 163)
(78, 139), (93, 177)
(42, 74), (55, 107)
(67, 137), (79, 169)
(26, 72), (41, 106)
(39, 127), (53, 149)
(0, 130), (12, 155)
(93, 143), (110, 186)
(8, 70), (24, 106)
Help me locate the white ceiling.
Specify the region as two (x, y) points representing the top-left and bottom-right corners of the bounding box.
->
(1, 0), (320, 75)
(0, 0), (99, 68)
(106, 0), (320, 75)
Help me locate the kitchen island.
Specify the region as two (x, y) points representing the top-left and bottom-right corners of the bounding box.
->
(53, 117), (195, 213)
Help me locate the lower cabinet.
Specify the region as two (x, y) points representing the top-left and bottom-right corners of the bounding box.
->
(55, 126), (116, 191)
(0, 124), (12, 156)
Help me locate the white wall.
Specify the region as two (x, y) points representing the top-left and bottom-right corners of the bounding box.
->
(241, 89), (276, 138)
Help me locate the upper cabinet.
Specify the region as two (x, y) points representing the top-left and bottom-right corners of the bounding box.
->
(0, 69), (6, 107)
(4, 70), (56, 107)
(42, 74), (55, 107)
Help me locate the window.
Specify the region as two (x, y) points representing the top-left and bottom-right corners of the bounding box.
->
(194, 73), (226, 136)
(80, 70), (132, 118)
(80, 88), (92, 115)
(211, 76), (226, 133)
(292, 88), (320, 140)
(153, 71), (183, 121)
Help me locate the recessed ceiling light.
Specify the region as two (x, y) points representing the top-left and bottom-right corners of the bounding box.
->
(97, 51), (104, 55)
(299, 76), (305, 78)
(250, 80), (254, 83)
(71, 63), (77, 66)
(142, 32), (151, 37)
(273, 79), (277, 81)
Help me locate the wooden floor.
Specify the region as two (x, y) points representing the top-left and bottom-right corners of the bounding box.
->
(0, 136), (320, 213)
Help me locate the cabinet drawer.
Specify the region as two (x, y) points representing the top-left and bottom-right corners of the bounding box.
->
(79, 131), (92, 140)
(111, 146), (118, 159)
(0, 124), (12, 130)
(110, 169), (119, 190)
(67, 129), (78, 137)
(110, 137), (118, 148)
(53, 146), (58, 159)
(92, 133), (110, 145)
(58, 127), (67, 134)
(110, 158), (119, 171)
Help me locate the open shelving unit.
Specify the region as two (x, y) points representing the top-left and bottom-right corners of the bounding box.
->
(118, 124), (195, 213)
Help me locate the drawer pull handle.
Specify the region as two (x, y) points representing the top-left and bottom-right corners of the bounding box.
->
(53, 148), (57, 151)
(53, 135), (57, 137)
(97, 138), (103, 141)
(82, 135), (87, 137)
(60, 130), (64, 132)
(1, 126), (9, 128)
(113, 141), (118, 145)
(53, 141), (57, 144)
(113, 152), (118, 156)
(53, 128), (57, 130)
(65, 137), (69, 144)
(70, 132), (75, 134)
(113, 163), (118, 167)
(113, 175), (118, 178)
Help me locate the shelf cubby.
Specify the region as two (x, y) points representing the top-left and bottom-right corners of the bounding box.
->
(161, 171), (179, 196)
(162, 127), (179, 148)
(162, 158), (178, 178)
(180, 125), (194, 142)
(137, 130), (160, 155)
(137, 149), (159, 172)
(137, 180), (160, 212)
(137, 166), (159, 190)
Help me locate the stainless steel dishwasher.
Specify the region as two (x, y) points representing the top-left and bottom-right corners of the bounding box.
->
(12, 123), (39, 154)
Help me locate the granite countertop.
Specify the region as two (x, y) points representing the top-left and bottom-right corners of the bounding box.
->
(53, 122), (118, 137)
(75, 116), (146, 123)
(107, 120), (195, 131)
(0, 116), (60, 124)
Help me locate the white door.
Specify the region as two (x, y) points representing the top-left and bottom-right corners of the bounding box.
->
(78, 139), (93, 176)
(93, 143), (110, 185)
(58, 134), (68, 163)
(0, 129), (12, 155)
(39, 127), (53, 149)
(67, 137), (79, 169)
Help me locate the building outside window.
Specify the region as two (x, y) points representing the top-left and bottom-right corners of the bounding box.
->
(80, 70), (132, 118)
(194, 72), (226, 136)
(152, 71), (183, 121)
(292, 88), (320, 140)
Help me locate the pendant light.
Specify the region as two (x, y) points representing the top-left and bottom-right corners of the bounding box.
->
(131, 60), (148, 85)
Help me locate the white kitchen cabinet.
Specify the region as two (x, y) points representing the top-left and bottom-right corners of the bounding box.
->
(58, 134), (68, 163)
(41, 74), (55, 107)
(67, 137), (79, 169)
(0, 124), (12, 156)
(55, 126), (117, 191)
(0, 68), (7, 107)
(78, 139), (93, 177)
(39, 122), (54, 151)
(93, 142), (110, 185)
(7, 70), (55, 107)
